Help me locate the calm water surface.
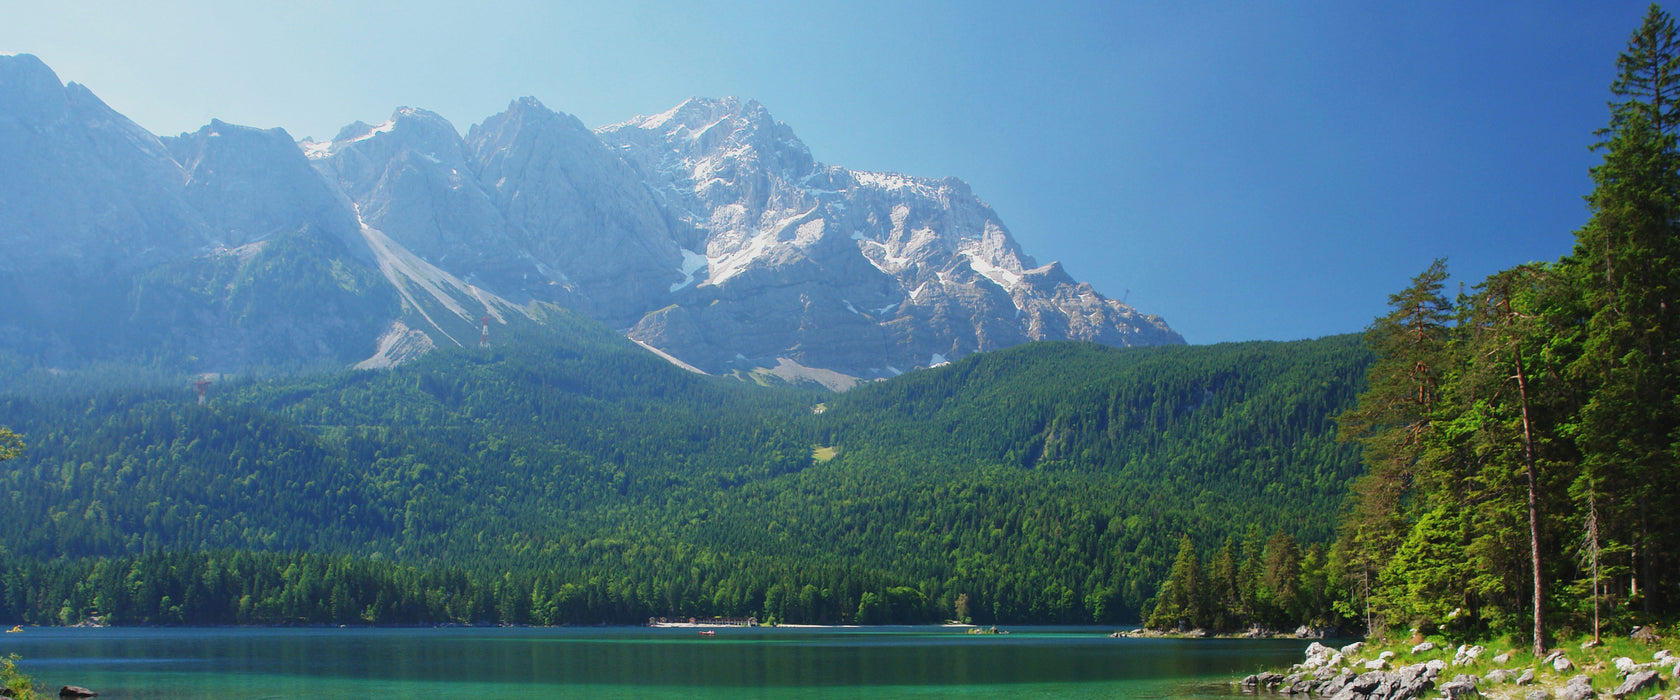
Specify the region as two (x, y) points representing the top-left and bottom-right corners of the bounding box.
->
(1, 626), (1312, 699)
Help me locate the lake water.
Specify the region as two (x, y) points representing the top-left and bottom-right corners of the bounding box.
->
(1, 626), (1312, 699)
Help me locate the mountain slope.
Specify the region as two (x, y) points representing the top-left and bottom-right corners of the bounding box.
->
(0, 333), (1367, 624)
(0, 54), (536, 380)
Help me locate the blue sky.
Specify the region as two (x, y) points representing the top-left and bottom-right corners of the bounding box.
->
(3, 1), (1652, 343)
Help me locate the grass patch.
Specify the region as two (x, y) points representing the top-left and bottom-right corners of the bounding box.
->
(812, 445), (839, 462)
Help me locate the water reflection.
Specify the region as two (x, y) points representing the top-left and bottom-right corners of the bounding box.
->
(2, 626), (1312, 699)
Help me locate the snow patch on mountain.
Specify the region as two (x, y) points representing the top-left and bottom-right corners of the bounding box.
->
(860, 239), (908, 273)
(671, 248), (708, 291)
(350, 119), (396, 143)
(707, 230), (777, 285)
(962, 248), (1022, 291)
(301, 140), (332, 159)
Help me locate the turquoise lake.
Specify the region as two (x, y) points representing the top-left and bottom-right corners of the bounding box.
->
(1, 626), (1312, 699)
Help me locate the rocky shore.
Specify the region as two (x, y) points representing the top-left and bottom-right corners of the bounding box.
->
(1112, 624), (1335, 640)
(1243, 639), (1677, 699)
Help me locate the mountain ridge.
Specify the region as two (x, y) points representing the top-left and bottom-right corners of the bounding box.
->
(0, 53), (1182, 387)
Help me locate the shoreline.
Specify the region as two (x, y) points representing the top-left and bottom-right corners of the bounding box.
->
(1111, 627), (1344, 641)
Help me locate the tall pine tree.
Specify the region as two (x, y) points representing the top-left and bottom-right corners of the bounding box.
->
(1568, 2), (1680, 617)
(1333, 259), (1455, 633)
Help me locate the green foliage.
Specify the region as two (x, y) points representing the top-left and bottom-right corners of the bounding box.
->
(1145, 536), (1205, 630)
(1568, 2), (1680, 629)
(1334, 259), (1456, 605)
(1334, 5), (1680, 649)
(0, 328), (1367, 626)
(1141, 527), (1348, 633)
(0, 427), (19, 463)
(0, 654), (34, 700)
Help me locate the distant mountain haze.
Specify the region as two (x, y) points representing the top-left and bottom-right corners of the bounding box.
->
(0, 54), (1180, 388)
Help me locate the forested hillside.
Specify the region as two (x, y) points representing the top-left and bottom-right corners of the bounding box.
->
(0, 326), (1369, 627)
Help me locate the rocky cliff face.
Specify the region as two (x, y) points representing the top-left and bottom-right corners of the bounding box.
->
(306, 95), (1182, 385)
(0, 53), (1181, 386)
(307, 108), (519, 288)
(0, 54), (527, 376)
(598, 97), (1183, 381)
(0, 54), (210, 272)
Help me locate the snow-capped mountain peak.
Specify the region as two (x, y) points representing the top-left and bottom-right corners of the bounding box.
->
(1, 57), (1182, 385)
(596, 98), (1180, 380)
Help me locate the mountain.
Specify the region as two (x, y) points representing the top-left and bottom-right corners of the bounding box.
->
(0, 53), (1181, 388)
(307, 95), (1183, 386)
(600, 98), (1183, 382)
(0, 54), (210, 270)
(0, 54), (535, 379)
(0, 53), (211, 365)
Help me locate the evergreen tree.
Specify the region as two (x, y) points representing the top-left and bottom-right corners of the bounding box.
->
(1376, 504), (1471, 633)
(1260, 530), (1303, 628)
(1569, 2), (1680, 617)
(1145, 536), (1205, 630)
(1334, 259), (1455, 632)
(1206, 537), (1242, 631)
(1607, 4), (1680, 137)
(1450, 266), (1569, 652)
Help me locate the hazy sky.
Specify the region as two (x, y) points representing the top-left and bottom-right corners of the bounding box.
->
(2, 1), (1651, 343)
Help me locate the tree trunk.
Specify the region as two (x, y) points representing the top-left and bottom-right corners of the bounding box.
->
(1513, 345), (1545, 657)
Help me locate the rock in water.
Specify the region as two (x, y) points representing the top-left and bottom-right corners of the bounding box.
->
(58, 687), (97, 698)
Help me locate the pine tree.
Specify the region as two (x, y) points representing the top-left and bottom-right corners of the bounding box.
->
(1334, 259), (1455, 632)
(1261, 530), (1303, 627)
(1569, 2), (1680, 617)
(1206, 537), (1242, 631)
(1146, 536), (1205, 631)
(1607, 4), (1680, 137)
(1453, 266), (1565, 654)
